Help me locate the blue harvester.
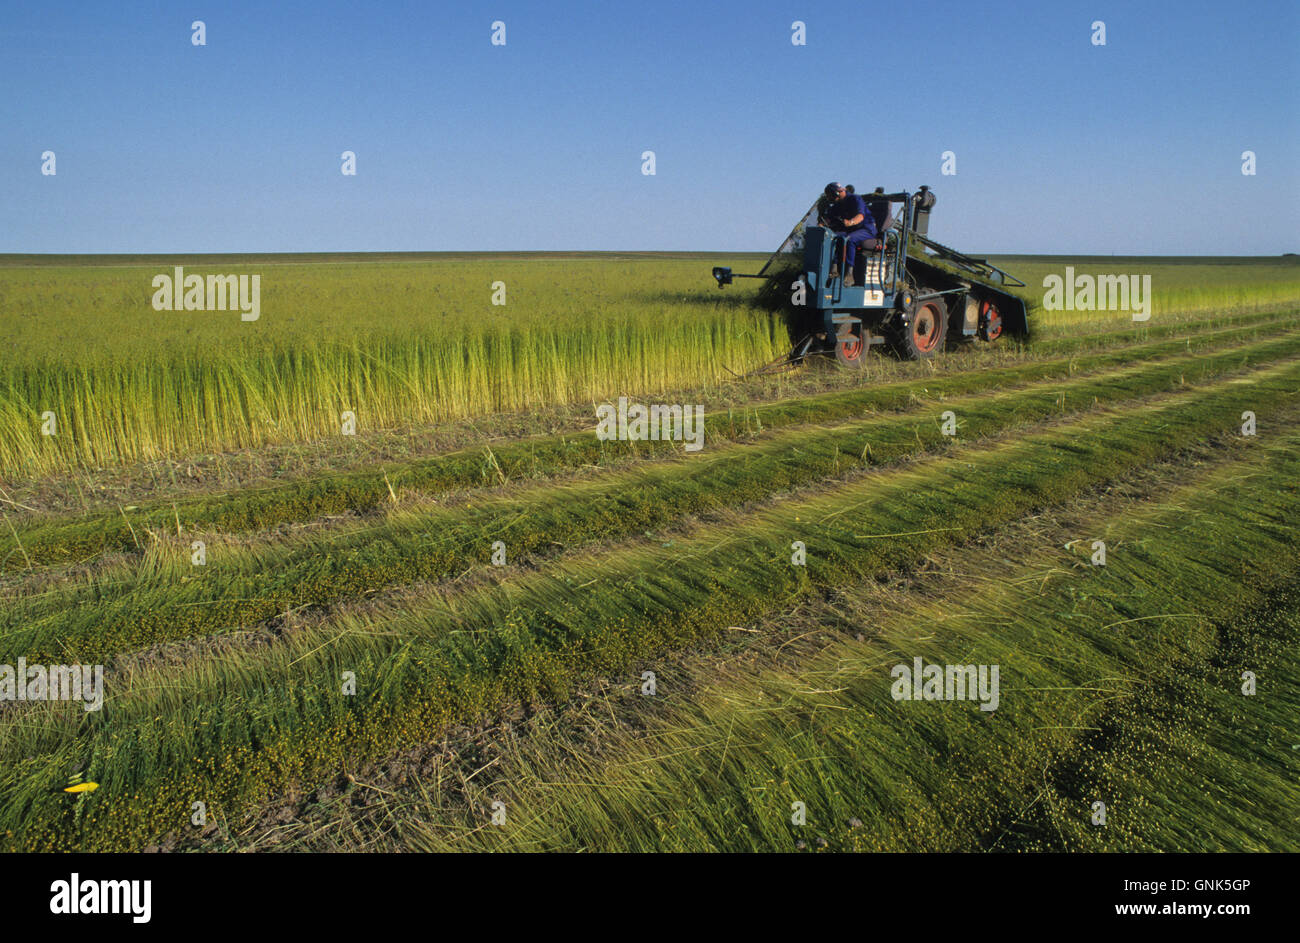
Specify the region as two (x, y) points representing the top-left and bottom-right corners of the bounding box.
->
(712, 186), (1029, 367)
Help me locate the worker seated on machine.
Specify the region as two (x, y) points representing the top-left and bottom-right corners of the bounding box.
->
(815, 183), (857, 229)
(821, 182), (877, 286)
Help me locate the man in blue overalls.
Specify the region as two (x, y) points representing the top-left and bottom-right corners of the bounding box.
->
(822, 183), (877, 286)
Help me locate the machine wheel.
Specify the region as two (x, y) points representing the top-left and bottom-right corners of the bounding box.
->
(892, 295), (947, 360)
(834, 329), (867, 369)
(978, 299), (1003, 342)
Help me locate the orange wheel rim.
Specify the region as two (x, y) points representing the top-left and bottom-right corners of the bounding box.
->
(981, 300), (1003, 340)
(913, 304), (942, 352)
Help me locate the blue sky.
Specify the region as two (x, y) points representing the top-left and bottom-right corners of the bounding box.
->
(2, 0), (1296, 254)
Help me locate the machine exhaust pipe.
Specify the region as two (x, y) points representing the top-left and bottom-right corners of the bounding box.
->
(912, 186), (936, 238)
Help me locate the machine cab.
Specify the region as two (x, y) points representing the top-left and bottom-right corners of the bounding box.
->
(803, 224), (899, 312)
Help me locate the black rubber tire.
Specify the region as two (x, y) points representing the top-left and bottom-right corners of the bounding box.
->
(891, 293), (947, 360)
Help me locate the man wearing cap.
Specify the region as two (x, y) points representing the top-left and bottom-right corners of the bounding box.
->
(815, 185), (839, 230)
(821, 183), (877, 286)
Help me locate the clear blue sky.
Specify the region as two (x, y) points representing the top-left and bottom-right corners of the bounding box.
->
(2, 0), (1296, 254)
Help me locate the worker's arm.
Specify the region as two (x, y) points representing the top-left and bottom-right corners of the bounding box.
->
(841, 196), (867, 229)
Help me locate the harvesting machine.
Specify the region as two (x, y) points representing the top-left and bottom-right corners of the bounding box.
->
(711, 186), (1029, 368)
